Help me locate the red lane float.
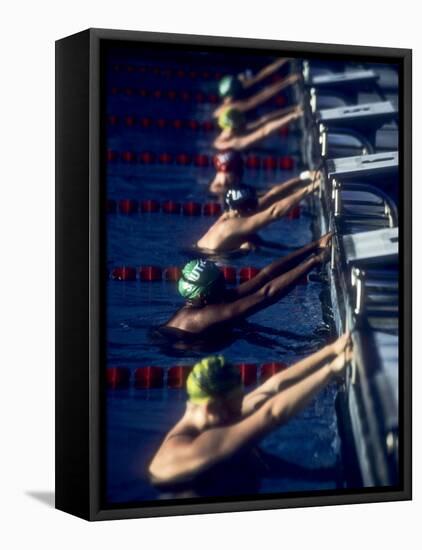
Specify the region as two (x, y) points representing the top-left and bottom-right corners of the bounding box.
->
(156, 118), (167, 129)
(279, 126), (289, 137)
(287, 205), (301, 220)
(167, 366), (192, 389)
(107, 367), (130, 389)
(139, 151), (156, 164)
(208, 93), (219, 104)
(202, 202), (221, 216)
(261, 362), (288, 381)
(187, 120), (199, 131)
(140, 117), (152, 129)
(280, 156), (295, 170)
(182, 201), (201, 216)
(176, 153), (191, 166)
(246, 155), (261, 170)
(263, 156), (278, 170)
(194, 154), (209, 167)
(172, 119), (184, 130)
(158, 152), (173, 165)
(107, 149), (118, 162)
(273, 95), (287, 107)
(239, 267), (260, 282)
(202, 120), (215, 132)
(162, 200), (181, 214)
(121, 151), (136, 163)
(238, 363), (258, 386)
(140, 199), (160, 213)
(124, 115), (136, 127)
(220, 266), (237, 284)
(111, 267), (137, 281)
(163, 266), (182, 282)
(135, 366), (164, 389)
(139, 266), (162, 282)
(118, 199), (138, 214)
(108, 115), (119, 126)
(166, 90), (177, 100)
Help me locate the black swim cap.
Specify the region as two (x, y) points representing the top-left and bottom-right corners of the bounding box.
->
(225, 185), (258, 212)
(213, 150), (244, 177)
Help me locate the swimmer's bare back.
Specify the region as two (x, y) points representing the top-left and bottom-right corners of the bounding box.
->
(196, 213), (258, 253)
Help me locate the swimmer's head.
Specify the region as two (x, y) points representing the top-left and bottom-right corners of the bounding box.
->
(213, 150), (244, 178)
(218, 75), (243, 100)
(178, 259), (226, 305)
(187, 356), (243, 413)
(209, 150), (244, 193)
(218, 108), (246, 133)
(225, 185), (258, 214)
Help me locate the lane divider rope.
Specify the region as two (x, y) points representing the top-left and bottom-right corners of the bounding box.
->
(107, 362), (289, 389)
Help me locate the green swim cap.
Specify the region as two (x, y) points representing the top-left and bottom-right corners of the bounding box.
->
(178, 259), (225, 302)
(218, 75), (243, 99)
(187, 356), (242, 403)
(218, 108), (246, 131)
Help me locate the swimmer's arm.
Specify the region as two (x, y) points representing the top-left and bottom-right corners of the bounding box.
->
(242, 342), (339, 415)
(175, 362), (337, 471)
(257, 175), (306, 209)
(235, 183), (311, 233)
(227, 110), (302, 151)
(241, 58), (290, 89)
(232, 239), (321, 298)
(150, 360), (338, 481)
(246, 106), (295, 131)
(196, 255), (319, 329)
(235, 74), (300, 113)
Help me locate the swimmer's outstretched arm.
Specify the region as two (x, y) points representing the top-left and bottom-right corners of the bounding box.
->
(213, 73), (300, 118)
(231, 233), (332, 299)
(258, 171), (319, 210)
(242, 333), (351, 415)
(213, 108), (302, 151)
(149, 345), (350, 482)
(234, 179), (315, 236)
(241, 58), (290, 89)
(246, 105), (297, 131)
(195, 253), (324, 331)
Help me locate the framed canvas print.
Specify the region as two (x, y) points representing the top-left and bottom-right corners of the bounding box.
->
(55, 28), (412, 521)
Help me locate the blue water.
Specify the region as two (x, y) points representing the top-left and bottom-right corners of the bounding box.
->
(105, 48), (345, 504)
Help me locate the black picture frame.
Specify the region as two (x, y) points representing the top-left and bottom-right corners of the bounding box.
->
(55, 28), (412, 521)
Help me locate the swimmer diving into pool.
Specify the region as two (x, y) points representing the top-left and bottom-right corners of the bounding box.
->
(209, 149), (318, 198)
(159, 232), (332, 340)
(213, 104), (303, 151)
(149, 333), (353, 489)
(197, 176), (320, 254)
(214, 70), (300, 119)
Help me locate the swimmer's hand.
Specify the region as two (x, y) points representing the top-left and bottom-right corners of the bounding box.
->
(318, 231), (334, 249)
(292, 105), (304, 119)
(331, 331), (352, 356)
(329, 345), (354, 375)
(314, 246), (330, 264)
(284, 73), (301, 86)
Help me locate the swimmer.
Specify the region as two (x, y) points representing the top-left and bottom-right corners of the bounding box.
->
(209, 150), (244, 195)
(160, 233), (332, 338)
(209, 149), (318, 198)
(197, 176), (320, 254)
(214, 70), (300, 119)
(149, 333), (353, 487)
(213, 105), (303, 151)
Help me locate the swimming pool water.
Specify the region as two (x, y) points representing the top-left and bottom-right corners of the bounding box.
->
(105, 49), (347, 504)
